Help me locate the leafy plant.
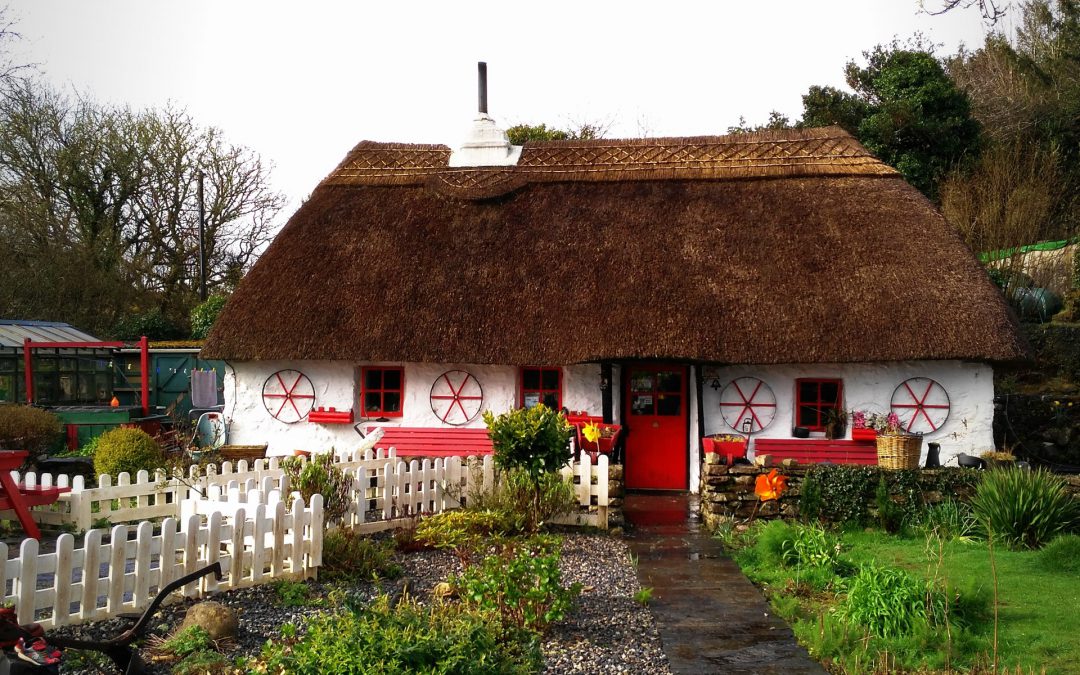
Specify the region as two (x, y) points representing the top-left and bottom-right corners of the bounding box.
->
(320, 529), (401, 582)
(798, 472), (823, 522)
(482, 405), (573, 532)
(0, 403), (62, 464)
(415, 509), (510, 564)
(190, 294), (229, 339)
(257, 594), (539, 674)
(970, 467), (1079, 549)
(464, 468), (576, 534)
(875, 476), (905, 533)
(784, 523), (843, 570)
(909, 499), (976, 541)
(172, 650), (232, 675)
(834, 563), (947, 639)
(453, 536), (581, 633)
(92, 427), (165, 478)
(280, 452), (353, 526)
(273, 579), (313, 607)
(633, 586), (654, 606)
(1036, 534), (1080, 574)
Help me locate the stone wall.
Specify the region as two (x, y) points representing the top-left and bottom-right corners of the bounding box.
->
(698, 456), (1080, 531)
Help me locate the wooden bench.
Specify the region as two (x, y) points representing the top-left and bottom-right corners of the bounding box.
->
(364, 425), (494, 458)
(753, 438), (878, 466)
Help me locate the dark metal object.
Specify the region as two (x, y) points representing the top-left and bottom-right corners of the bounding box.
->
(478, 62), (487, 114)
(198, 171), (206, 302)
(48, 562), (223, 675)
(925, 442), (941, 468)
(957, 453), (985, 469)
(792, 426), (810, 438)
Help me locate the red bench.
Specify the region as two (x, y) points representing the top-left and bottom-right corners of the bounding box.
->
(365, 426), (494, 458)
(752, 439), (878, 466)
(0, 451), (71, 539)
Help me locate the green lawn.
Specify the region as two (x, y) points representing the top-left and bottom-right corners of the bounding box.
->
(729, 526), (1080, 674)
(841, 531), (1079, 674)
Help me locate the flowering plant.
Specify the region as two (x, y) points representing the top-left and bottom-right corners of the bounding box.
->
(707, 433), (746, 443)
(851, 410), (905, 434)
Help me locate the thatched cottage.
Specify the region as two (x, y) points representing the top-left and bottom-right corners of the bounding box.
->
(202, 96), (1026, 491)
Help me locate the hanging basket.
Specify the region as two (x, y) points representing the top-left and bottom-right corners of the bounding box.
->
(875, 434), (922, 470)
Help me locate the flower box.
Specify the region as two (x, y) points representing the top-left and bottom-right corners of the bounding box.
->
(702, 436), (748, 464)
(308, 406), (354, 424)
(577, 423), (621, 459)
(851, 428), (877, 442)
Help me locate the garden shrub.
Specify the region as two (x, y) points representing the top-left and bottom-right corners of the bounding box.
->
(482, 405), (573, 532)
(0, 404), (62, 464)
(754, 519), (797, 568)
(465, 468), (576, 533)
(754, 520), (842, 572)
(834, 563), (947, 639)
(92, 427), (165, 478)
(798, 471), (823, 521)
(453, 536), (580, 634)
(189, 294), (228, 339)
(875, 476), (905, 533)
(258, 594), (539, 674)
(320, 529), (401, 582)
(415, 509), (510, 562)
(970, 467), (1079, 549)
(908, 499), (976, 541)
(1035, 534), (1080, 574)
(280, 452), (353, 525)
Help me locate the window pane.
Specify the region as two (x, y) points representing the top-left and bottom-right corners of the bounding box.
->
(523, 392), (541, 408)
(657, 394), (681, 415)
(0, 375), (13, 402)
(365, 369), (382, 390)
(95, 373), (110, 400)
(383, 369), (401, 391)
(383, 392), (401, 413)
(542, 392), (559, 409)
(59, 357), (76, 373)
(522, 368), (541, 390)
(798, 405), (818, 427)
(630, 373), (654, 392)
(798, 381), (818, 403)
(657, 371), (681, 393)
(631, 394), (654, 415)
(820, 381), (840, 404)
(541, 369), (560, 390)
(364, 392), (382, 412)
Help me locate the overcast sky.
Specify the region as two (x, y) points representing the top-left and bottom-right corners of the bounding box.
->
(7, 0), (997, 219)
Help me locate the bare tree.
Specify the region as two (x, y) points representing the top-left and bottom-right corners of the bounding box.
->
(922, 0), (1011, 24)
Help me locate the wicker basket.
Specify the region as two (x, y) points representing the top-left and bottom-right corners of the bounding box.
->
(875, 434), (922, 470)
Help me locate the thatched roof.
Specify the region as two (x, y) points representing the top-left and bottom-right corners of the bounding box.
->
(202, 127), (1027, 365)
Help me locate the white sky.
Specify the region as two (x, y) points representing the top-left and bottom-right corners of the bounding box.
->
(6, 0), (994, 219)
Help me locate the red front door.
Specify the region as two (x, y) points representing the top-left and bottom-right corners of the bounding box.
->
(624, 364), (688, 490)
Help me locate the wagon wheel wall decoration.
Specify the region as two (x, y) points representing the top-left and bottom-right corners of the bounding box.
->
(890, 377), (951, 435)
(429, 370), (484, 426)
(719, 377), (776, 433)
(262, 369), (316, 424)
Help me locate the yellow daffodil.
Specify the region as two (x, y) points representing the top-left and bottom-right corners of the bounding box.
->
(582, 422), (601, 444)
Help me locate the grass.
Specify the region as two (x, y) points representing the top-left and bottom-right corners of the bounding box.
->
(729, 524), (1080, 674)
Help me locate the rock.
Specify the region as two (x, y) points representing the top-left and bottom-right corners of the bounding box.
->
(433, 581), (456, 599)
(754, 454), (772, 467)
(781, 458), (799, 468)
(178, 600), (238, 641)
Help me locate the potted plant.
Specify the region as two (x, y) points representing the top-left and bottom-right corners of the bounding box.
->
(823, 407), (848, 440)
(871, 412), (922, 469)
(702, 433), (748, 464)
(850, 410), (877, 441)
(579, 421), (621, 460)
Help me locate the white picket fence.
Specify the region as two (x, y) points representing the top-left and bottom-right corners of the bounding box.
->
(1, 493), (323, 629)
(1, 448), (611, 628)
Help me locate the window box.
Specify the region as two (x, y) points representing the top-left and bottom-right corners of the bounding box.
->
(308, 407), (354, 424)
(577, 422), (621, 460)
(702, 435), (748, 464)
(851, 428), (877, 442)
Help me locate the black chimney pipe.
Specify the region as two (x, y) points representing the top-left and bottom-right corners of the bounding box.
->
(478, 62), (488, 114)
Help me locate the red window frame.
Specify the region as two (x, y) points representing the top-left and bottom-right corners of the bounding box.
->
(360, 366), (404, 418)
(520, 366), (562, 410)
(795, 378), (843, 431)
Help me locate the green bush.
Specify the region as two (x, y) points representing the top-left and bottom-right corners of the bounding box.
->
(1035, 534), (1080, 574)
(320, 529), (401, 582)
(482, 405), (573, 532)
(875, 476), (905, 533)
(0, 404), (62, 464)
(754, 520), (797, 568)
(834, 563), (947, 639)
(908, 499), (976, 541)
(970, 467), (1079, 549)
(111, 308), (183, 341)
(453, 536), (580, 634)
(258, 595), (539, 674)
(798, 471), (823, 521)
(92, 427), (165, 478)
(754, 520), (842, 571)
(466, 468), (576, 533)
(281, 452), (353, 526)
(190, 294), (228, 339)
(415, 509), (510, 562)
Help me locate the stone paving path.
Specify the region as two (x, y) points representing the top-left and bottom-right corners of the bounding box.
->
(624, 493), (826, 675)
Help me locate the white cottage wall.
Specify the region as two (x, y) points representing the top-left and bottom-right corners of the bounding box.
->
(699, 361), (995, 466)
(225, 361), (603, 456)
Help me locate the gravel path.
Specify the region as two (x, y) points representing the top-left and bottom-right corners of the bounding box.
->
(49, 532), (672, 674)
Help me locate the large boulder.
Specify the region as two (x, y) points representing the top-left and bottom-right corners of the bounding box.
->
(178, 601), (238, 641)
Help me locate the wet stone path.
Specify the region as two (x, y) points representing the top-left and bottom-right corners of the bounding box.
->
(624, 493), (825, 675)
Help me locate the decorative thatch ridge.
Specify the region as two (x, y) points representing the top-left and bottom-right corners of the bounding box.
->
(326, 127), (895, 199)
(203, 127), (1026, 365)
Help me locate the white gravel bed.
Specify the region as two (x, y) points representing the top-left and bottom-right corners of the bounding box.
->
(49, 531), (671, 674)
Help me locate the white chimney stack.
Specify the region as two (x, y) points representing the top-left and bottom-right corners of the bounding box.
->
(449, 62), (522, 167)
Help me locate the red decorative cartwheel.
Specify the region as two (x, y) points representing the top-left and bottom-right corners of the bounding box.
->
(262, 369), (315, 424)
(890, 377), (950, 434)
(719, 377), (776, 433)
(429, 370), (484, 426)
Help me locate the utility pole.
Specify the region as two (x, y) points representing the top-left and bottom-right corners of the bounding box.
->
(198, 170), (207, 301)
